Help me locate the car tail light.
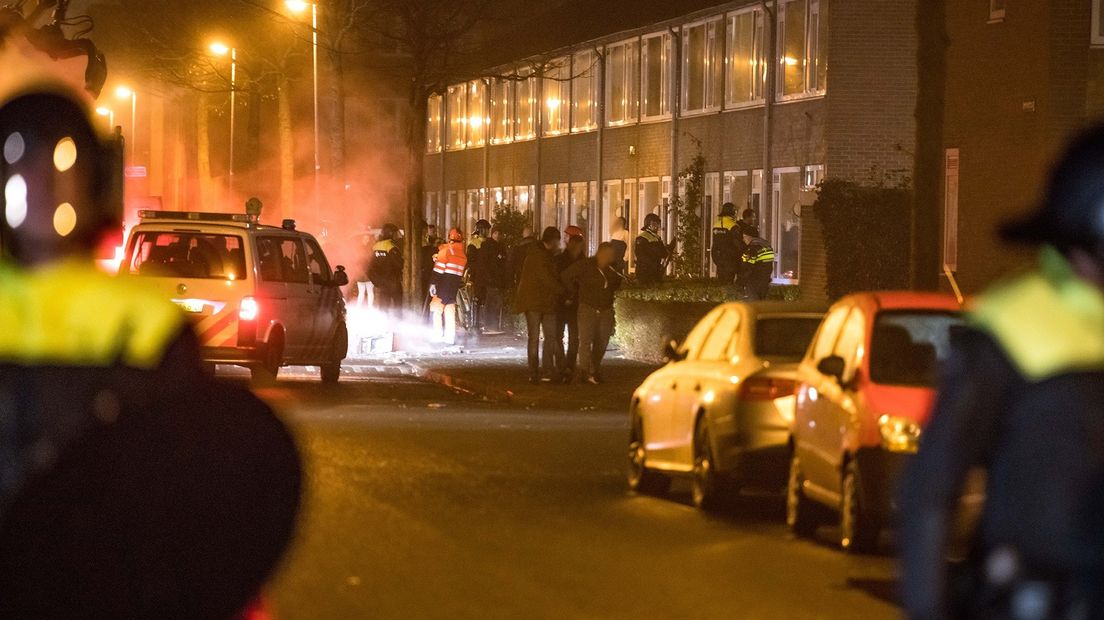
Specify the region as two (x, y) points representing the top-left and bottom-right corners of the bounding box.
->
(740, 377), (797, 401)
(239, 296), (259, 321)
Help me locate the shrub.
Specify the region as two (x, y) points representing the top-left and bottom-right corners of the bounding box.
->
(812, 177), (912, 300)
(671, 144), (705, 279)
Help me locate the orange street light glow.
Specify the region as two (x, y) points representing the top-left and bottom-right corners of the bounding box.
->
(285, 0), (310, 14)
(209, 41), (230, 57)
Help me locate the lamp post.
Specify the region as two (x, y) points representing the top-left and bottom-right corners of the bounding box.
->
(114, 86), (136, 159)
(209, 41), (238, 194)
(286, 0), (320, 220)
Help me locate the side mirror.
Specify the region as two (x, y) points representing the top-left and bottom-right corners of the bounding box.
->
(331, 265), (350, 287)
(816, 355), (847, 384)
(663, 339), (685, 363)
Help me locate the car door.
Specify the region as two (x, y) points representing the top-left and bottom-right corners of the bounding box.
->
(796, 304), (851, 491)
(266, 236), (312, 359)
(823, 306), (868, 491)
(255, 236), (293, 355)
(670, 308), (741, 466)
(646, 308), (722, 467)
(303, 236), (339, 359)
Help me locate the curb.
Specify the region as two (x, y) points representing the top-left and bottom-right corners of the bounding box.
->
(406, 363), (515, 404)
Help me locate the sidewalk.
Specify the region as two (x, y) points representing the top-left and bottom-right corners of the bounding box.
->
(360, 333), (658, 412)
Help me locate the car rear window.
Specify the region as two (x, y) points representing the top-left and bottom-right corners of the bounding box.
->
(126, 232), (247, 280)
(869, 311), (962, 387)
(755, 317), (823, 360)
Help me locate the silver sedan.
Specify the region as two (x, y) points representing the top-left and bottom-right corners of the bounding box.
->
(627, 302), (825, 510)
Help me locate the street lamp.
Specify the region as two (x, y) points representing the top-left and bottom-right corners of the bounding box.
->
(114, 86), (136, 159)
(286, 0), (320, 219)
(209, 41), (238, 194)
(95, 106), (114, 128)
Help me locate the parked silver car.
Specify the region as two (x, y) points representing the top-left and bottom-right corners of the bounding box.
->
(627, 302), (825, 510)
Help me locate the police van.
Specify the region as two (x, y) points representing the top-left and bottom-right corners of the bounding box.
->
(119, 211), (349, 383)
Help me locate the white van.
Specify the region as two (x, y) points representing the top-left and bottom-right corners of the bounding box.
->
(120, 211), (349, 383)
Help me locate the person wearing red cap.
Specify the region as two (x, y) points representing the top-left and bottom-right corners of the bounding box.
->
(429, 228), (467, 345)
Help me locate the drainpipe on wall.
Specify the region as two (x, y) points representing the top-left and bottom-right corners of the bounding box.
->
(762, 2), (776, 232)
(669, 26), (682, 252)
(596, 46), (606, 252)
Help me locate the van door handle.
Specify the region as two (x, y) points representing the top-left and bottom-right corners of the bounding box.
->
(671, 382), (678, 390)
(693, 384), (701, 392)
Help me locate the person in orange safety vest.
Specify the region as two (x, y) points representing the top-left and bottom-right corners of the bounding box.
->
(429, 228), (467, 345)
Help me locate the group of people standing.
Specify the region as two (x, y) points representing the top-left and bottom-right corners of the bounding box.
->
(710, 202), (776, 299)
(514, 227), (624, 384)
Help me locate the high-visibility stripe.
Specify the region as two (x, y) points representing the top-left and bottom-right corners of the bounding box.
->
(196, 307), (238, 347)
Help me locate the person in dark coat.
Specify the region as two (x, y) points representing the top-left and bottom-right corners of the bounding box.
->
(556, 231), (588, 380)
(738, 222), (775, 300)
(634, 213), (672, 285)
(467, 219), (492, 331)
(514, 227), (565, 383)
(898, 124), (1104, 620)
(368, 223), (403, 312)
(711, 202), (739, 284)
(420, 224), (441, 306)
(481, 225), (510, 333)
(511, 225), (537, 288)
(561, 242), (623, 384)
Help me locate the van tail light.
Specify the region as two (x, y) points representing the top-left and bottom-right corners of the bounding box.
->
(239, 297), (259, 321)
(740, 377), (797, 401)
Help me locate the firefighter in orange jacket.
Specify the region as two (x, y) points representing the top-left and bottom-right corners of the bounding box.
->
(429, 228), (467, 345)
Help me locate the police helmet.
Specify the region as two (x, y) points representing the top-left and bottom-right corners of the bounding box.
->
(380, 223), (398, 240)
(643, 213), (662, 230)
(720, 202), (736, 217)
(474, 219), (491, 236)
(1002, 123), (1104, 252)
(0, 91), (121, 266)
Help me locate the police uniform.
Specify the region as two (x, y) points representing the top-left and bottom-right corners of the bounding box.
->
(0, 42), (299, 617)
(369, 237), (403, 310)
(710, 215), (739, 284)
(741, 236), (776, 300)
(634, 229), (669, 285)
(899, 124), (1104, 620)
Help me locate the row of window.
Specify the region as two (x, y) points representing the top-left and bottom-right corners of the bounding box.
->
(426, 0), (828, 153)
(423, 163), (822, 282)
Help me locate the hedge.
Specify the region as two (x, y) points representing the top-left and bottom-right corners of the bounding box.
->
(611, 280), (801, 363)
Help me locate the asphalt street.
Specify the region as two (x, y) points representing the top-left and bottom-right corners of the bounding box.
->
(246, 370), (899, 619)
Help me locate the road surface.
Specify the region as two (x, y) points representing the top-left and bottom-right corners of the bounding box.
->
(247, 370), (899, 619)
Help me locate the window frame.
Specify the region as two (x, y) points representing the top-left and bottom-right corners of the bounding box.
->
(725, 6), (767, 110)
(771, 166), (803, 285)
(426, 94), (443, 153)
(445, 83), (467, 151)
(605, 37), (641, 127)
(777, 0), (827, 101)
(571, 49), (600, 133)
(514, 70), (537, 142)
(542, 57), (571, 137)
(641, 31), (673, 122)
(681, 16), (725, 117)
(489, 78), (515, 145)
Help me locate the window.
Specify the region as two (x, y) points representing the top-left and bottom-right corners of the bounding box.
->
(723, 170), (752, 217)
(772, 167), (802, 282)
(572, 50), (599, 132)
(810, 305), (849, 361)
(699, 309), (740, 361)
(755, 317), (823, 360)
(258, 237), (308, 284)
(127, 232), (246, 280)
(426, 94), (442, 153)
(778, 0), (827, 98)
(989, 0), (1005, 22)
(943, 148), (960, 272)
(726, 8), (766, 107)
(642, 32), (672, 120)
(304, 239), (333, 283)
(542, 58), (570, 136)
(680, 307), (722, 359)
(1094, 0), (1104, 46)
(570, 181), (596, 250)
(514, 185), (534, 212)
(490, 79), (514, 144)
(833, 307), (866, 380)
(515, 71), (537, 141)
(682, 17), (724, 115)
(605, 39), (640, 126)
(466, 80), (487, 147)
(541, 184), (569, 230)
(870, 312), (962, 387)
(446, 84), (467, 150)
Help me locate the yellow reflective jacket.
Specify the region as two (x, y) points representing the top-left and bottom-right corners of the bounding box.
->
(970, 246), (1104, 382)
(0, 261), (184, 368)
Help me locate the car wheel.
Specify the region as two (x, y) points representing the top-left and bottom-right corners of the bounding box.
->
(627, 413), (670, 495)
(251, 331), (283, 386)
(320, 323), (348, 384)
(786, 450), (824, 538)
(840, 460), (880, 553)
(691, 418), (724, 511)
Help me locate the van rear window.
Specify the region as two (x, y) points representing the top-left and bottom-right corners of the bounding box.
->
(126, 232), (247, 280)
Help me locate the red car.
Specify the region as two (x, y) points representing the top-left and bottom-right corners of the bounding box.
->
(785, 292), (963, 552)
